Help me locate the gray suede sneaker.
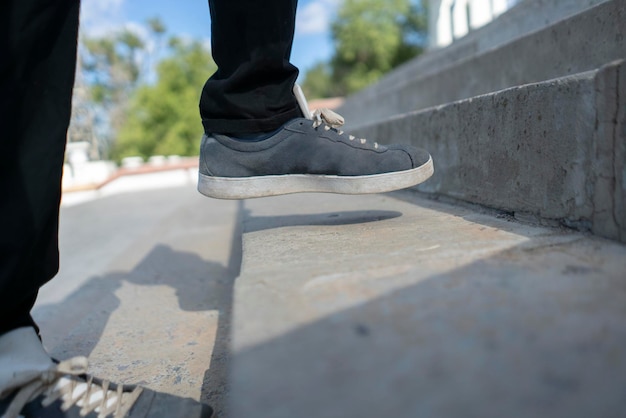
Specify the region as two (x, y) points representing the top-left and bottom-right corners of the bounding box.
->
(198, 86), (433, 200)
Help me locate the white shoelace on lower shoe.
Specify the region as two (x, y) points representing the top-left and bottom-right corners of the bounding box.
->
(3, 357), (143, 418)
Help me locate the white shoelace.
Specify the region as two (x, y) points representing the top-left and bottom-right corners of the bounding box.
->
(3, 357), (142, 418)
(293, 83), (378, 149)
(311, 108), (379, 149)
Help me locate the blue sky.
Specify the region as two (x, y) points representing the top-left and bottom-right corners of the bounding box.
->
(80, 0), (340, 80)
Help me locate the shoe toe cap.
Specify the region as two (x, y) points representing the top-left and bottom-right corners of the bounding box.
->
(387, 144), (432, 169)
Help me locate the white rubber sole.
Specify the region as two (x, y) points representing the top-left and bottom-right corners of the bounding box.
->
(198, 157), (434, 199)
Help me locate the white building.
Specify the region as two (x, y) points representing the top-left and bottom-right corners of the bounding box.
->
(429, 0), (520, 48)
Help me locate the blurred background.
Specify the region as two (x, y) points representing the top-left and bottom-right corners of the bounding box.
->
(64, 0), (517, 192)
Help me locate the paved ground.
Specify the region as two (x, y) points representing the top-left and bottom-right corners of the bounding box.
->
(33, 183), (626, 418)
(33, 183), (239, 417)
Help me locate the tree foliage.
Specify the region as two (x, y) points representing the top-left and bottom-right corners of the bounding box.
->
(75, 17), (216, 161)
(78, 20), (162, 156)
(301, 62), (335, 99)
(82, 29), (144, 107)
(112, 39), (216, 160)
(302, 0), (428, 99)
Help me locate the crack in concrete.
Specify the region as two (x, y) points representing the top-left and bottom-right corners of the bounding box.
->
(611, 62), (622, 240)
(591, 60), (624, 242)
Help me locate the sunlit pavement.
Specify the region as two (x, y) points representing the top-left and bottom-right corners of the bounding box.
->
(35, 180), (238, 417)
(34, 177), (626, 418)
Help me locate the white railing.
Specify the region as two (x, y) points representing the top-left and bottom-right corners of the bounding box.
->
(429, 0), (519, 48)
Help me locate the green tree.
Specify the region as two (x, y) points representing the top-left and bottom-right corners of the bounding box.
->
(146, 17), (167, 37)
(75, 17), (171, 157)
(302, 0), (428, 98)
(80, 27), (147, 156)
(113, 39), (216, 160)
(301, 61), (335, 99)
(394, 1), (428, 64)
(82, 29), (144, 106)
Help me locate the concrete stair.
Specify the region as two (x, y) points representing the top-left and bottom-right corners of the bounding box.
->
(339, 0), (624, 129)
(228, 1), (626, 416)
(353, 62), (625, 242)
(342, 0), (626, 243)
(230, 192), (626, 418)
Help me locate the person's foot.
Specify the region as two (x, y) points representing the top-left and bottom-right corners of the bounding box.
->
(0, 328), (213, 418)
(198, 87), (433, 200)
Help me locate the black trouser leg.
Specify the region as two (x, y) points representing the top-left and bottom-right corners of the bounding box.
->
(0, 0), (80, 336)
(200, 0), (302, 135)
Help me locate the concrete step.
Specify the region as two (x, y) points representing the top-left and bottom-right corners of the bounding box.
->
(350, 60), (625, 243)
(339, 0), (624, 129)
(230, 191), (626, 418)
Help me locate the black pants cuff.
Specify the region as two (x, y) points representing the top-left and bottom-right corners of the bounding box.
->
(202, 106), (303, 134)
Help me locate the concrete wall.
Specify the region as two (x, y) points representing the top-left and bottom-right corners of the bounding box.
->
(340, 0), (618, 129)
(352, 61), (625, 242)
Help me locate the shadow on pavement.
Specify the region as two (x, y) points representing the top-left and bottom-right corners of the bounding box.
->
(31, 200), (246, 417)
(232, 234), (626, 417)
(30, 198), (410, 417)
(244, 210), (402, 233)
